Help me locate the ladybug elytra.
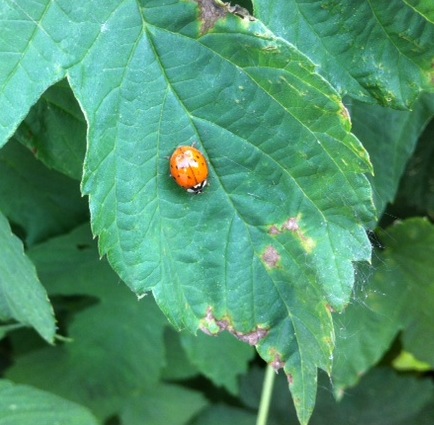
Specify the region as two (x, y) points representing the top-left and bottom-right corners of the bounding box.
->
(170, 145), (209, 194)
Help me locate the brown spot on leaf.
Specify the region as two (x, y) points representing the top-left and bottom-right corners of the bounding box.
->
(270, 215), (316, 254)
(200, 307), (268, 346)
(268, 225), (281, 236)
(282, 217), (299, 232)
(196, 0), (255, 35)
(200, 326), (214, 336)
(234, 328), (268, 346)
(270, 353), (285, 371)
(287, 373), (294, 385)
(196, 0), (227, 35)
(262, 246), (280, 268)
(326, 304), (335, 313)
(340, 104), (351, 122)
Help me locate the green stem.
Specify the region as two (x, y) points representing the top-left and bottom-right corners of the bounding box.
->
(256, 364), (276, 425)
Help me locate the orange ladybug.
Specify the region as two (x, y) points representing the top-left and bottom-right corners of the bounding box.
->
(170, 145), (209, 194)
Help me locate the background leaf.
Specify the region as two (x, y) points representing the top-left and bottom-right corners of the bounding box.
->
(180, 332), (255, 395)
(332, 218), (434, 393)
(189, 404), (257, 425)
(312, 368), (434, 425)
(0, 212), (55, 343)
(349, 93), (434, 215)
(239, 366), (434, 425)
(0, 140), (88, 246)
(6, 224), (167, 420)
(393, 351), (432, 372)
(120, 384), (208, 425)
(161, 328), (199, 381)
(14, 79), (87, 181)
(396, 114), (434, 217)
(0, 379), (98, 425)
(254, 0), (434, 109)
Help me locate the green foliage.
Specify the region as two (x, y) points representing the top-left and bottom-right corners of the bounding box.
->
(0, 1), (433, 424)
(0, 379), (98, 425)
(0, 213), (55, 343)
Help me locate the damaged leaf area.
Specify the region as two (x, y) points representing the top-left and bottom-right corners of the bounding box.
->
(196, 0), (228, 34)
(262, 246), (281, 268)
(196, 0), (255, 34)
(269, 216), (316, 254)
(200, 308), (268, 346)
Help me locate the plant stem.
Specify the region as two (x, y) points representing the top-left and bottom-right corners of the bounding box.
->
(256, 364), (276, 425)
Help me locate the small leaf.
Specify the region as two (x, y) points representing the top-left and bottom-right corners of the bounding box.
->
(393, 351), (432, 372)
(0, 212), (55, 343)
(0, 379), (98, 425)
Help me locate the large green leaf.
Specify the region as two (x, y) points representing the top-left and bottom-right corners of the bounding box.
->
(0, 379), (98, 425)
(254, 0), (434, 109)
(0, 2), (377, 422)
(332, 218), (434, 393)
(0, 212), (55, 342)
(76, 4), (374, 422)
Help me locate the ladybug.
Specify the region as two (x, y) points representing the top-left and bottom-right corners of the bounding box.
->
(170, 145), (209, 194)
